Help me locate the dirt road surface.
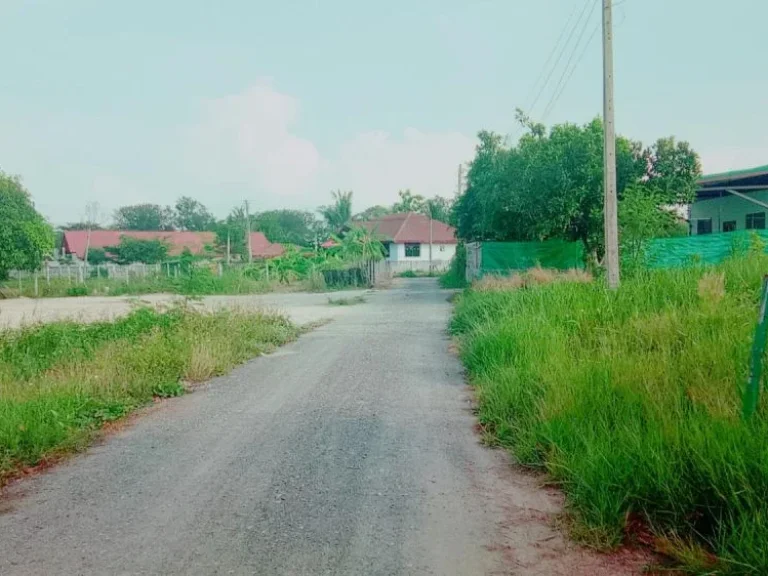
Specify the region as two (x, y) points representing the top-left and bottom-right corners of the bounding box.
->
(0, 279), (645, 575)
(0, 289), (370, 329)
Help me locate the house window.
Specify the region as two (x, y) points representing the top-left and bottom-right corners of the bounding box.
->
(746, 212), (766, 230)
(405, 243), (421, 257)
(722, 221), (736, 233)
(439, 245), (445, 252)
(697, 219), (713, 235)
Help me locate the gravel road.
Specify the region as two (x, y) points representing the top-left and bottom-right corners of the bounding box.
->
(0, 278), (645, 575)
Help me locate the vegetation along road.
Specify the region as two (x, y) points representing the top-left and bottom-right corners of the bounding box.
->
(0, 278), (638, 576)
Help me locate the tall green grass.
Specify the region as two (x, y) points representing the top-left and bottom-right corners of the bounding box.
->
(452, 255), (768, 574)
(0, 306), (297, 484)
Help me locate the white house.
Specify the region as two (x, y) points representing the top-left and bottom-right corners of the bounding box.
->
(358, 212), (457, 272)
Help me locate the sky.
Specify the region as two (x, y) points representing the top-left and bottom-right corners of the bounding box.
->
(1, 0), (766, 225)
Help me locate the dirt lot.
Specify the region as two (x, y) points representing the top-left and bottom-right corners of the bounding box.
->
(0, 289), (371, 329)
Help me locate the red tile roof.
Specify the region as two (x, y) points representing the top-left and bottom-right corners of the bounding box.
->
(62, 230), (283, 260)
(249, 232), (284, 258)
(357, 213), (457, 244)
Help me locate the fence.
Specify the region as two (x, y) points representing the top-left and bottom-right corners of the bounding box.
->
(464, 231), (768, 281)
(465, 240), (585, 281)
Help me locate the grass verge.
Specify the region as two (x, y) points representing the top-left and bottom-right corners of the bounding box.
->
(0, 305), (298, 486)
(451, 254), (768, 574)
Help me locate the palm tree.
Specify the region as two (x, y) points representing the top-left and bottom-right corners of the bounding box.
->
(319, 190), (353, 234)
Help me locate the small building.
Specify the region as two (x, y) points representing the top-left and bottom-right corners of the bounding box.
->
(357, 212), (457, 270)
(690, 164), (768, 235)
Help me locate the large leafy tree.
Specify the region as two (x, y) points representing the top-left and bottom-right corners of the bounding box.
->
(319, 190), (353, 233)
(108, 237), (169, 264)
(114, 203), (175, 231)
(0, 171), (54, 279)
(422, 196), (453, 224)
(252, 209), (317, 246)
(392, 189), (425, 213)
(174, 196), (215, 231)
(354, 205), (392, 221)
(452, 118), (700, 257)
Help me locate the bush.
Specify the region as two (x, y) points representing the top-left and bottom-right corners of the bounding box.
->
(0, 306), (297, 483)
(451, 254), (768, 573)
(439, 243), (467, 288)
(65, 285), (90, 297)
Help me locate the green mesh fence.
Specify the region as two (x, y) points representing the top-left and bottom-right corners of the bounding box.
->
(646, 231), (768, 268)
(481, 240), (585, 273)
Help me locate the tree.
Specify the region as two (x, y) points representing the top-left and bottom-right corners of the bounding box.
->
(319, 190), (353, 233)
(392, 189), (425, 213)
(174, 196), (216, 231)
(108, 237), (169, 264)
(619, 186), (687, 272)
(422, 196), (453, 223)
(0, 171), (54, 279)
(252, 210), (317, 246)
(451, 118), (700, 259)
(354, 205), (392, 221)
(86, 248), (110, 265)
(113, 204), (175, 231)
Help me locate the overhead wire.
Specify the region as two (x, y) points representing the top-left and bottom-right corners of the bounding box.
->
(541, 0), (601, 122)
(508, 0), (594, 143)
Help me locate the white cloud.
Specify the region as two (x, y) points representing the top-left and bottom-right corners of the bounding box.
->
(187, 80), (322, 202)
(186, 83), (477, 213)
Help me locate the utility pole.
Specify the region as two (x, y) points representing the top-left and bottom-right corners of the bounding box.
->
(244, 200), (253, 264)
(457, 164), (464, 196)
(602, 0), (620, 289)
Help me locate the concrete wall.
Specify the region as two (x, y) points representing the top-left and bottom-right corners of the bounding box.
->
(388, 242), (456, 263)
(691, 191), (768, 234)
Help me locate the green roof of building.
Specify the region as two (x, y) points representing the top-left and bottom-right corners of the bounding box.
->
(699, 164), (768, 184)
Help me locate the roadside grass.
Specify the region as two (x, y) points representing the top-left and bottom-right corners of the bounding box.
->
(0, 305), (298, 485)
(451, 254), (768, 574)
(1, 270), (275, 299)
(327, 295), (366, 306)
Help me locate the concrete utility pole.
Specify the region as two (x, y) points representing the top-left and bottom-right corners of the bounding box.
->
(457, 164), (464, 196)
(602, 0), (620, 289)
(244, 200), (253, 264)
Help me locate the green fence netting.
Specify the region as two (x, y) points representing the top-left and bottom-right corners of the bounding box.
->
(646, 230), (768, 268)
(481, 240), (585, 273)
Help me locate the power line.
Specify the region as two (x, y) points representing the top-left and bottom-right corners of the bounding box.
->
(508, 0), (593, 143)
(541, 0), (600, 122)
(542, 19), (600, 122)
(521, 0), (582, 114)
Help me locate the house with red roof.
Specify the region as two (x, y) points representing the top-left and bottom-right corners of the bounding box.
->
(62, 230), (283, 261)
(356, 212), (457, 268)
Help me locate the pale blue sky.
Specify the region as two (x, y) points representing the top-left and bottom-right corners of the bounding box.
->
(1, 0), (766, 224)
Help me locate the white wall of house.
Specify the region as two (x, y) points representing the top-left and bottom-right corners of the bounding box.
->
(387, 242), (456, 263)
(691, 190), (768, 234)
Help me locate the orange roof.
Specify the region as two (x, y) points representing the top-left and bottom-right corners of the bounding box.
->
(357, 213), (456, 244)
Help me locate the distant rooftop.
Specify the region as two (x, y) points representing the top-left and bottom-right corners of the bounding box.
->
(696, 164), (768, 201)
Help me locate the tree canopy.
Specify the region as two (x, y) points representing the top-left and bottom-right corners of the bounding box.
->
(451, 118), (701, 257)
(252, 209), (316, 246)
(113, 203), (175, 231)
(174, 196), (215, 231)
(392, 189), (425, 213)
(108, 237), (169, 264)
(0, 171), (54, 278)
